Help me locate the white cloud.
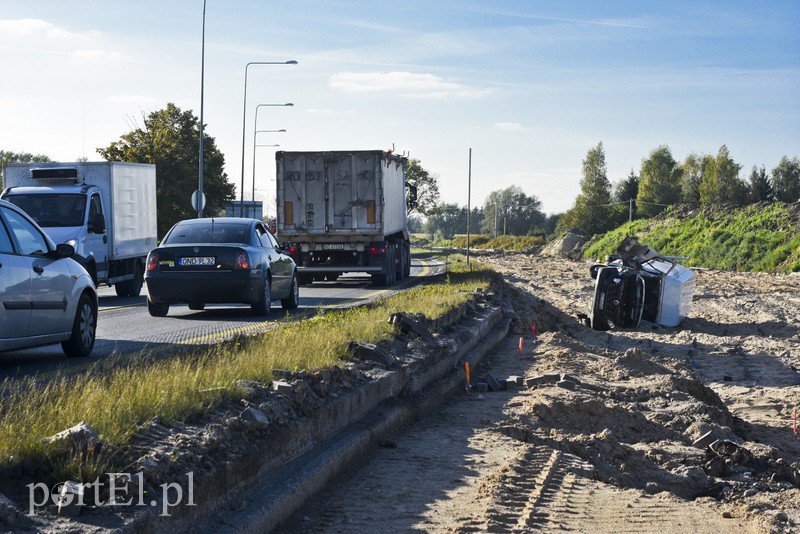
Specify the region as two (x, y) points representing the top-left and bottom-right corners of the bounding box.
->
(0, 18), (97, 40)
(329, 71), (489, 99)
(494, 122), (526, 132)
(72, 49), (123, 62)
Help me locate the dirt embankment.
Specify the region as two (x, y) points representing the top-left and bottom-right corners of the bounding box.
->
(287, 252), (800, 533)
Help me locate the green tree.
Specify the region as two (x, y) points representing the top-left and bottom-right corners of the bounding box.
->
(772, 155), (800, 203)
(612, 169), (639, 223)
(481, 186), (545, 236)
(558, 142), (614, 234)
(0, 150), (51, 187)
(679, 153), (703, 205)
(699, 145), (746, 206)
(748, 165), (773, 203)
(405, 158), (440, 216)
(424, 203), (463, 239)
(98, 103), (235, 238)
(637, 145), (681, 217)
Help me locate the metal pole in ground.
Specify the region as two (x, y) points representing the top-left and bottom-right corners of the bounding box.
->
(467, 147), (472, 269)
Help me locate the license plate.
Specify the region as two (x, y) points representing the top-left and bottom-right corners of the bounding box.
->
(321, 244), (345, 250)
(179, 256), (215, 266)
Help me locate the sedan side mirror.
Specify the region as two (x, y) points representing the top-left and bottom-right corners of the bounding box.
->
(54, 243), (75, 258)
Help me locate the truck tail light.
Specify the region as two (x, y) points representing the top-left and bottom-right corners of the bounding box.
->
(235, 253), (249, 269)
(289, 247), (297, 255)
(147, 253), (159, 271)
(369, 246), (385, 255)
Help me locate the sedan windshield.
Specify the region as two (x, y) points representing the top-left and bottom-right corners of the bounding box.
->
(5, 194), (86, 228)
(165, 223), (249, 244)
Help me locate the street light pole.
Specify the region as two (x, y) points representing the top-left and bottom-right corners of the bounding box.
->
(252, 129), (286, 220)
(198, 0), (207, 218)
(239, 60), (297, 216)
(250, 103), (291, 217)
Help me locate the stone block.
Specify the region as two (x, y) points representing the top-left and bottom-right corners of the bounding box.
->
(481, 373), (505, 391)
(239, 407), (270, 428)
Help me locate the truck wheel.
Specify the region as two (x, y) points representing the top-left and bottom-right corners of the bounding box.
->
(403, 244), (411, 278)
(396, 245), (405, 281)
(252, 277), (272, 316)
(387, 247), (396, 285)
(114, 283), (129, 297)
(147, 298), (169, 317)
(281, 275), (300, 310)
(61, 292), (97, 358)
(128, 262), (144, 297)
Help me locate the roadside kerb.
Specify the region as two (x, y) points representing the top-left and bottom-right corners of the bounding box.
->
(126, 297), (511, 533)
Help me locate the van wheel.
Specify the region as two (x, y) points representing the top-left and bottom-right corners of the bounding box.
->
(61, 293), (97, 358)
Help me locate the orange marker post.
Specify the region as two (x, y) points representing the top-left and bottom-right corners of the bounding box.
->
(519, 337), (524, 355)
(465, 362), (471, 390)
(531, 324), (536, 338)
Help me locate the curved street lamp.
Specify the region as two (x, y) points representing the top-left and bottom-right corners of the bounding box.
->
(249, 104), (292, 217)
(238, 60), (297, 215)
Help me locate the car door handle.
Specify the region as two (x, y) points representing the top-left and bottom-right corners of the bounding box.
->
(33, 264), (44, 274)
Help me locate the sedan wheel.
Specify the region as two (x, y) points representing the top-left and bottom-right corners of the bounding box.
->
(252, 277), (272, 316)
(147, 298), (169, 317)
(61, 293), (97, 358)
(281, 275), (300, 310)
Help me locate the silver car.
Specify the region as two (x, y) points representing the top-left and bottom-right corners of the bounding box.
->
(0, 199), (97, 357)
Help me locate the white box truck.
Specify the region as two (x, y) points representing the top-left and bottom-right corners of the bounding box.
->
(1, 161), (157, 296)
(275, 150), (416, 286)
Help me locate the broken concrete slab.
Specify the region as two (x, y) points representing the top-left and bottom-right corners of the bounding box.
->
(388, 312), (436, 343)
(272, 380), (293, 394)
(692, 431), (718, 449)
(348, 341), (396, 367)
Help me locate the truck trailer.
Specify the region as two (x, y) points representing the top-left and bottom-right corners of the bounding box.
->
(1, 161), (158, 297)
(275, 150), (415, 286)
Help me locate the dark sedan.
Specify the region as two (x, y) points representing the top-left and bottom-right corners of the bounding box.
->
(144, 218), (299, 317)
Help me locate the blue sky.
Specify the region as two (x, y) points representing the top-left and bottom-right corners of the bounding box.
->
(1, 1), (798, 215)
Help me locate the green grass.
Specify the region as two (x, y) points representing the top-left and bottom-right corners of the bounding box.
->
(0, 256), (494, 481)
(582, 203), (800, 273)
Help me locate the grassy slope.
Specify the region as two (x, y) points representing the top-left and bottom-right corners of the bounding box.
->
(0, 255), (494, 480)
(582, 203), (800, 273)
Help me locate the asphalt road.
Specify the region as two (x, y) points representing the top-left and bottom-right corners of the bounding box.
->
(0, 258), (444, 382)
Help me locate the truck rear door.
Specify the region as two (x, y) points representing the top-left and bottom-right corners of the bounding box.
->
(329, 153), (380, 232)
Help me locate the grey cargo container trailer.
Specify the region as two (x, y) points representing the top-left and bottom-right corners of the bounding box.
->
(275, 150), (414, 286)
